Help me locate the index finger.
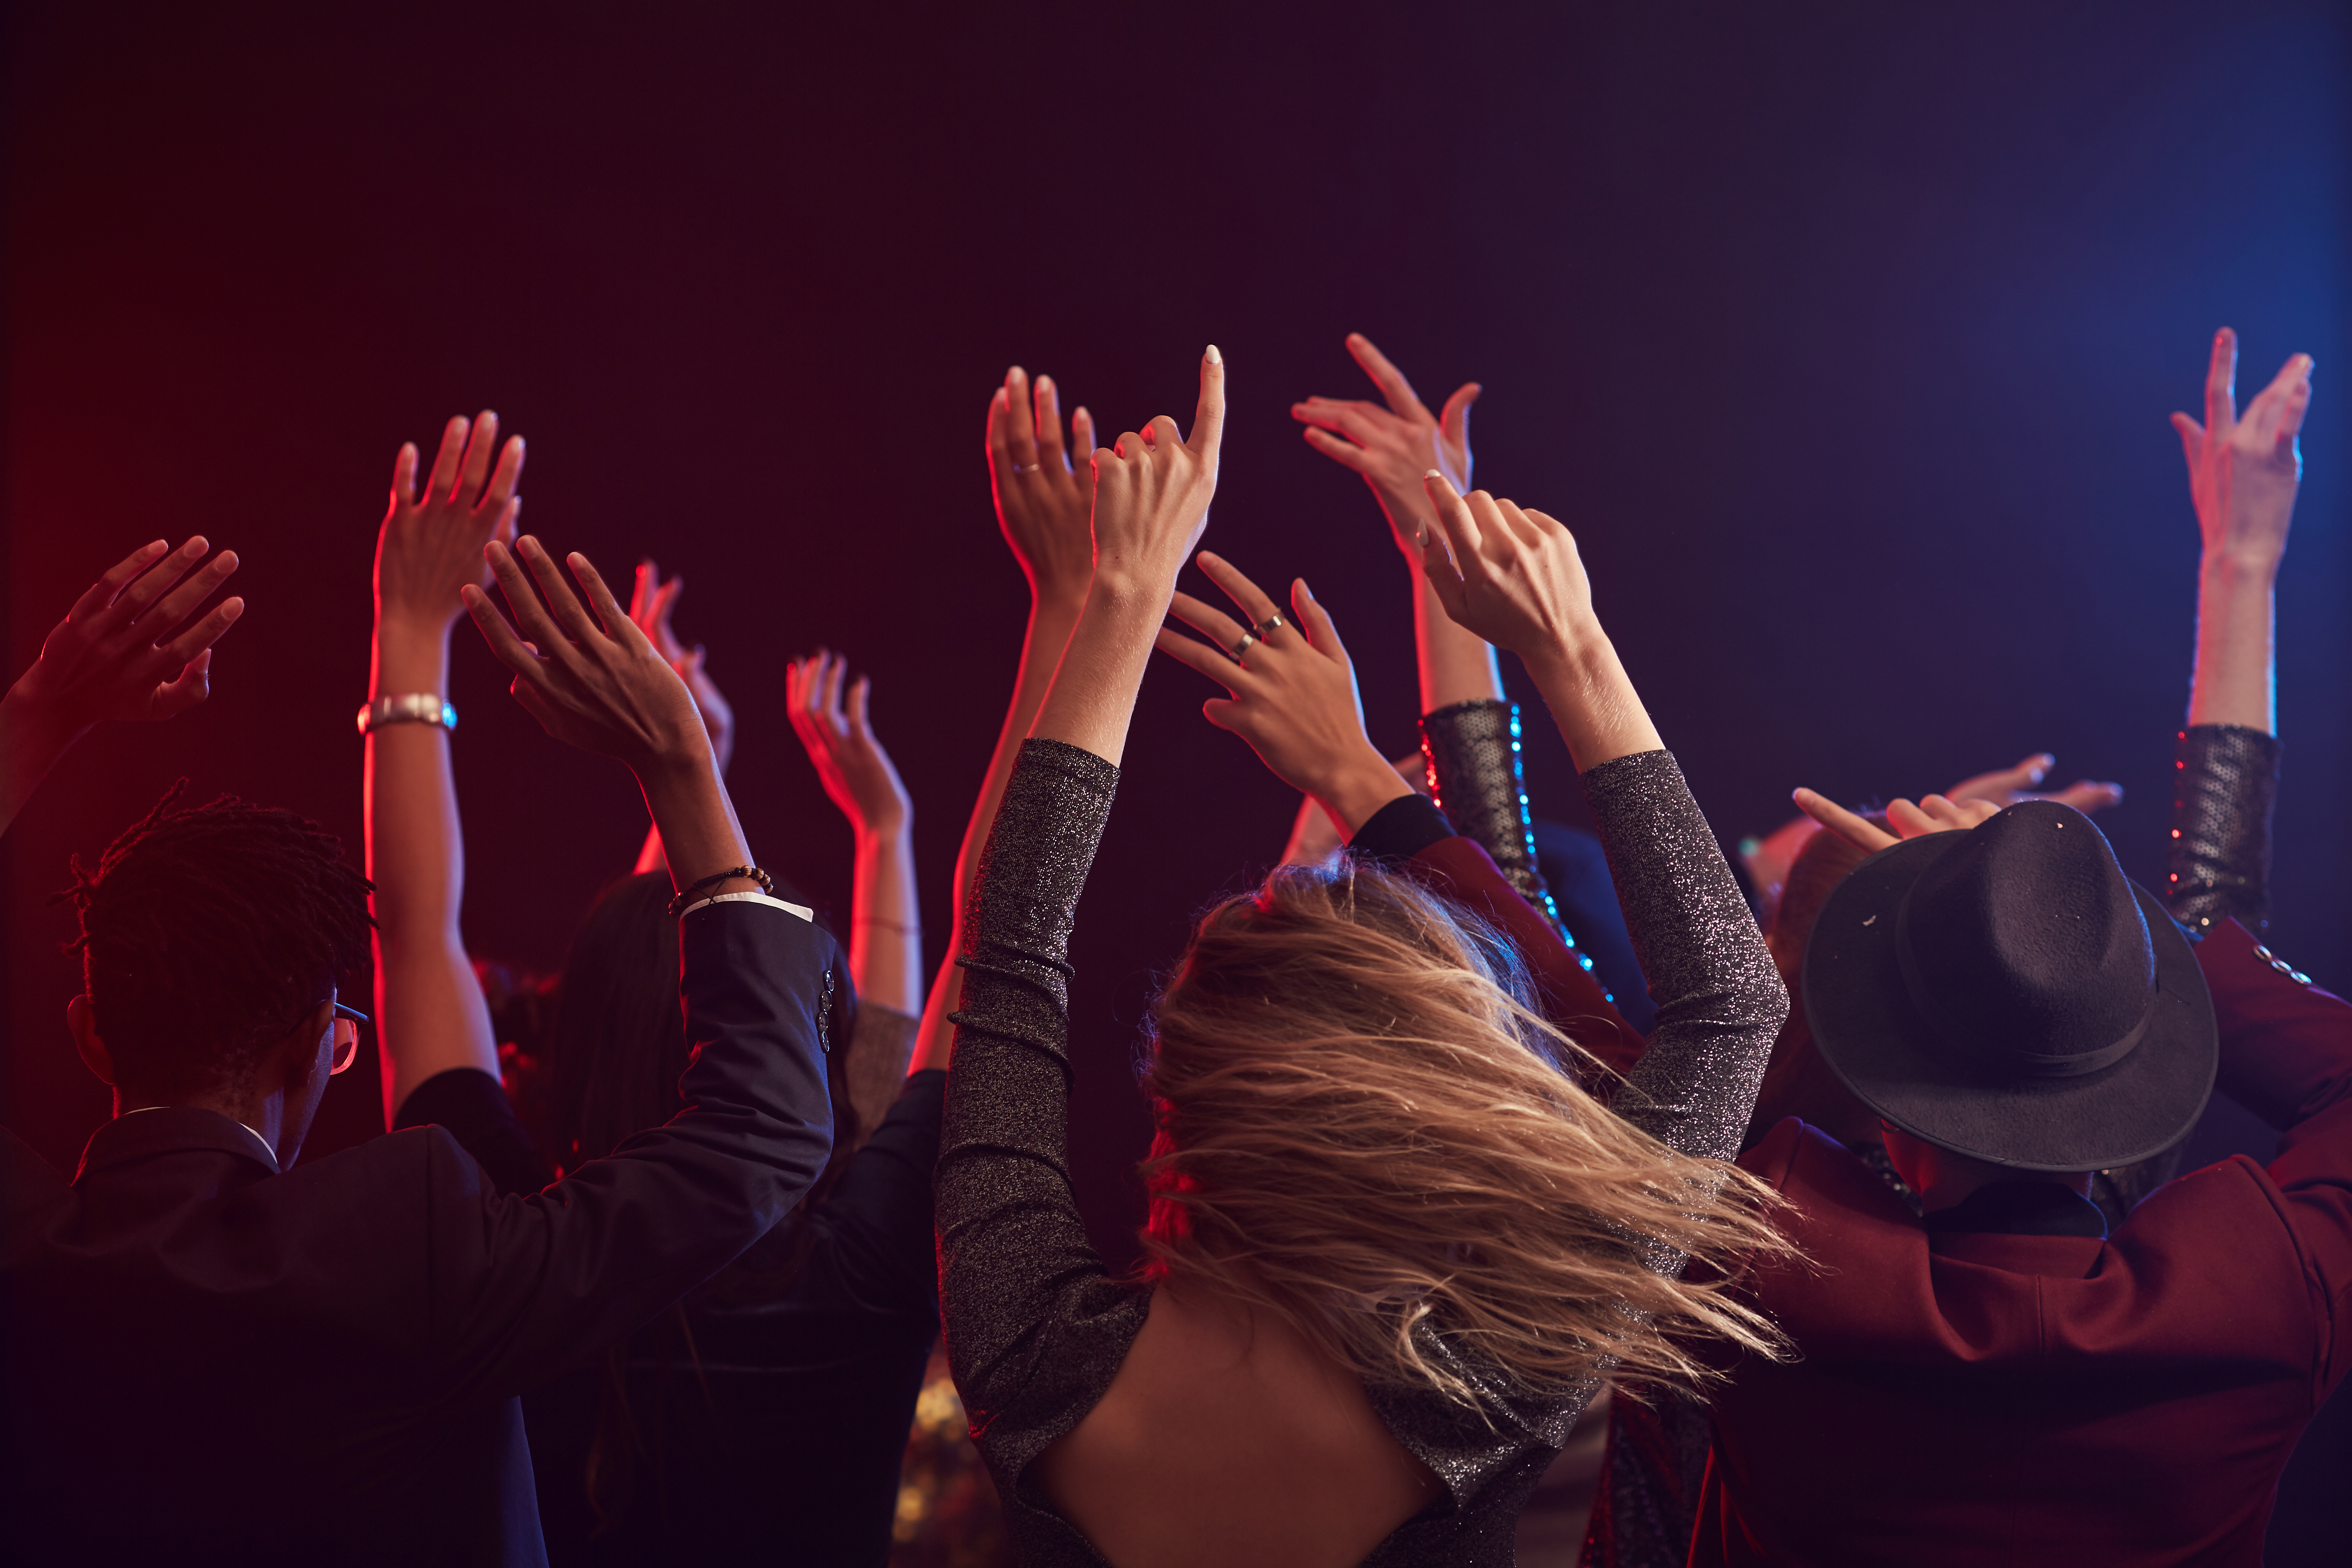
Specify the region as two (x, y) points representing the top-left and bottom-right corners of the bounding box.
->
(1792, 787), (1898, 853)
(2204, 327), (2238, 435)
(74, 540), (171, 620)
(1345, 332), (1428, 419)
(1187, 345), (1225, 456)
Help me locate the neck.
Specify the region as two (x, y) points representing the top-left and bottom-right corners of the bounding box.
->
(1881, 1123), (2091, 1214)
(124, 1083), (285, 1158)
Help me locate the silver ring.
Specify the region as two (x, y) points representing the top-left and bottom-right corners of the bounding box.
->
(1230, 629), (1260, 660)
(1254, 612), (1285, 639)
(1011, 462), (1040, 474)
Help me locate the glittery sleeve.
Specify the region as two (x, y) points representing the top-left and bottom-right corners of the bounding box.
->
(2167, 724), (2280, 936)
(1581, 750), (1785, 1165)
(935, 739), (1149, 1505)
(1420, 699), (1578, 946)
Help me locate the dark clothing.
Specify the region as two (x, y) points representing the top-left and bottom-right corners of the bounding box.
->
(936, 741), (1783, 1566)
(396, 1059), (945, 1567)
(1534, 819), (1657, 1036)
(0, 900), (836, 1568)
(1695, 918), (2352, 1567)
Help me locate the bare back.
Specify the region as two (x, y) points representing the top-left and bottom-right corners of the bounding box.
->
(1030, 1283), (1444, 1568)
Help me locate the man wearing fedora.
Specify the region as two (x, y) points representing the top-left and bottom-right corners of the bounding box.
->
(1687, 333), (2336, 1566)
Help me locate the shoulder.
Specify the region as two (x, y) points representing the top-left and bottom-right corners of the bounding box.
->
(1737, 1117), (1821, 1191)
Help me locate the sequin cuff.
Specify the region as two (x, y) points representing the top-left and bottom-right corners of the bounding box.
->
(1420, 698), (1571, 941)
(2167, 724), (2279, 935)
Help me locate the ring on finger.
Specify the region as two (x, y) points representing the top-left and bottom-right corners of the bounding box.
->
(1227, 615), (1283, 662)
(1011, 462), (1040, 474)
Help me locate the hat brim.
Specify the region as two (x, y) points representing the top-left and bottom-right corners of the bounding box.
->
(1800, 831), (2217, 1172)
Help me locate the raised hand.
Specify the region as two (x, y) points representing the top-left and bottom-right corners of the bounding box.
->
(2170, 328), (2314, 570)
(462, 538), (706, 773)
(9, 537), (245, 737)
(1156, 551), (1412, 835)
(1417, 476), (1601, 662)
(1791, 788), (2000, 855)
(787, 649), (912, 840)
(1030, 346), (1225, 766)
(1292, 333), (1479, 555)
(1418, 472), (1661, 771)
(1946, 753), (2122, 815)
(629, 559), (735, 774)
(375, 413), (524, 635)
(1089, 352), (1225, 601)
(987, 366), (1099, 604)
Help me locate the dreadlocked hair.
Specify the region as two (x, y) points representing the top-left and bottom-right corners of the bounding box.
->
(56, 780), (374, 1100)
(1137, 858), (1796, 1409)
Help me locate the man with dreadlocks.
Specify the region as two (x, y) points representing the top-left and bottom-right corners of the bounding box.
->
(1, 527), (839, 1568)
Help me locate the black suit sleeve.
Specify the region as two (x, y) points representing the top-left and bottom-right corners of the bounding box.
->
(808, 1069), (946, 1314)
(392, 1068), (555, 1197)
(422, 898), (838, 1397)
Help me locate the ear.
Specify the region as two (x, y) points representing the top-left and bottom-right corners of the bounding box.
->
(279, 1000), (337, 1087)
(68, 995), (116, 1086)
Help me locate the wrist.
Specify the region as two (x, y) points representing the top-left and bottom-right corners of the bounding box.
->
(853, 813), (913, 850)
(2199, 549), (2282, 591)
(372, 619), (454, 695)
(1315, 747), (1419, 838)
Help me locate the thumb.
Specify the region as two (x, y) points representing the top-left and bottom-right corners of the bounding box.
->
(1293, 578), (1348, 661)
(150, 650), (214, 718)
(1202, 696), (1245, 735)
(1438, 382), (1481, 451)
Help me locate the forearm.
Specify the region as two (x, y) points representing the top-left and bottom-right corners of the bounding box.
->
(1523, 634), (1665, 774)
(1029, 576), (1163, 764)
(0, 692), (79, 841)
(1584, 752), (1784, 1160)
(2188, 552), (2278, 733)
(850, 825), (923, 1015)
(1414, 573), (1504, 713)
(915, 591), (1084, 1071)
(367, 619), (498, 1124)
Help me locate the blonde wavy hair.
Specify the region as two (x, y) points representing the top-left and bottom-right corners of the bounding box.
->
(1137, 860), (1794, 1404)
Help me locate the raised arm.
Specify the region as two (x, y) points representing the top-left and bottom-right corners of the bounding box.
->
(911, 366), (1101, 1074)
(1291, 332), (1499, 714)
(2167, 328), (2311, 931)
(1418, 475), (1785, 1158)
(939, 347), (1222, 1448)
(366, 414), (523, 1125)
(788, 648), (925, 1131)
(1152, 547), (1640, 1065)
(446, 536), (831, 1392)
(0, 538), (243, 839)
(623, 559), (737, 876)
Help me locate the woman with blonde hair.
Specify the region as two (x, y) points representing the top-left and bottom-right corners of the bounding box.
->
(936, 348), (1793, 1566)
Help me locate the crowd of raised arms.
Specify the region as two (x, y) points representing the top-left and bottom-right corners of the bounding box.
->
(0, 327), (2337, 1568)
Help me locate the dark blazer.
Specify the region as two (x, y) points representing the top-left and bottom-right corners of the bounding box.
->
(0, 898), (836, 1568)
(1694, 918), (2352, 1566)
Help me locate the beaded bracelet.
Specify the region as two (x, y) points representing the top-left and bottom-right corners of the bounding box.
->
(666, 865), (774, 918)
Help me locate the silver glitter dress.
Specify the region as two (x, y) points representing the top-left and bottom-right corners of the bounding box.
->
(936, 740), (1785, 1566)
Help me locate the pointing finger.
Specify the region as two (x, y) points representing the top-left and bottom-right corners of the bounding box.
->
(1187, 344), (1225, 457)
(2203, 327), (2238, 437)
(1344, 332), (1428, 419)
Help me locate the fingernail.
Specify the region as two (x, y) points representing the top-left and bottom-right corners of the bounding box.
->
(1423, 469), (1443, 481)
(1298, 579), (1314, 598)
(1009, 365), (1025, 380)
(1205, 344), (1222, 364)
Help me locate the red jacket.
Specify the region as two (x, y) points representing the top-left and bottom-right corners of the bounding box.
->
(1693, 918), (2352, 1566)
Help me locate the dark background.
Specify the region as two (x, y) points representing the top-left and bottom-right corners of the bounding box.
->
(6, 1), (2346, 1555)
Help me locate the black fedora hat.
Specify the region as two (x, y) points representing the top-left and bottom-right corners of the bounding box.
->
(1802, 800), (2216, 1173)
